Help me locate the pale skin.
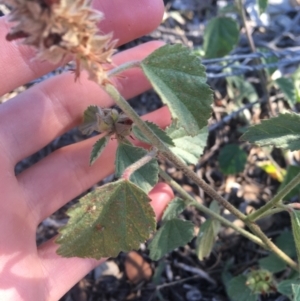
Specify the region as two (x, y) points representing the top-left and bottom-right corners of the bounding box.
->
(0, 0), (174, 300)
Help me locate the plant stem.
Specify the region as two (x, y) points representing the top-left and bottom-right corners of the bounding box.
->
(248, 222), (298, 270)
(122, 148), (157, 180)
(104, 84), (246, 221)
(248, 172), (300, 222)
(158, 168), (265, 247)
(107, 60), (141, 78)
(250, 207), (284, 221)
(104, 84), (299, 271)
(160, 168), (298, 270)
(238, 0), (274, 116)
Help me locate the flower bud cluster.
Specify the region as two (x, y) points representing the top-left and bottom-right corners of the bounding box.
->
(79, 106), (133, 141)
(246, 269), (277, 295)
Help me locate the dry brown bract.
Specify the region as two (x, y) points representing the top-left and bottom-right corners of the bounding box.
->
(2, 0), (116, 84)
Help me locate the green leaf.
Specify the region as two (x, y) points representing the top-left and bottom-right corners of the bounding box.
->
(149, 218), (194, 261)
(162, 197), (186, 221)
(293, 67), (300, 103)
(275, 77), (296, 108)
(278, 279), (300, 300)
(152, 261), (166, 285)
(292, 284), (300, 301)
(141, 44), (213, 136)
(279, 166), (300, 201)
(259, 231), (296, 273)
(259, 253), (286, 273)
(289, 210), (300, 265)
(275, 230), (297, 258)
(257, 0), (268, 14)
(226, 76), (258, 103)
(166, 123), (208, 164)
(56, 179), (156, 259)
(132, 121), (174, 146)
(203, 17), (239, 59)
(258, 47), (278, 76)
(218, 144), (247, 175)
(222, 258), (234, 287)
(90, 136), (109, 165)
(226, 275), (258, 301)
(241, 112), (300, 151)
(209, 200), (221, 214)
(259, 231), (297, 273)
(78, 105), (99, 135)
(115, 143), (159, 193)
(196, 216), (220, 261)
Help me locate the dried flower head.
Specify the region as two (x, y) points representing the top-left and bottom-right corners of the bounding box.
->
(2, 0), (117, 84)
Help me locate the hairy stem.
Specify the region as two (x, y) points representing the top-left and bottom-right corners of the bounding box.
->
(104, 84), (299, 271)
(248, 172), (300, 222)
(247, 222), (298, 270)
(160, 168), (298, 270)
(104, 84), (246, 220)
(107, 60), (141, 78)
(250, 207), (284, 221)
(122, 148), (157, 180)
(159, 168), (265, 247)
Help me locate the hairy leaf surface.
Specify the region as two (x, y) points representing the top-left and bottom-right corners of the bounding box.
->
(141, 44), (213, 136)
(259, 231), (296, 273)
(275, 77), (296, 108)
(218, 144), (247, 175)
(226, 275), (257, 301)
(275, 230), (297, 258)
(162, 197), (186, 221)
(149, 218), (194, 261)
(278, 280), (300, 300)
(132, 121), (174, 146)
(115, 143), (158, 193)
(79, 105), (99, 135)
(166, 123), (208, 164)
(290, 210), (300, 265)
(90, 136), (109, 165)
(241, 113), (300, 151)
(292, 284), (300, 301)
(196, 201), (220, 260)
(259, 253), (286, 273)
(203, 17), (239, 59)
(279, 166), (300, 201)
(56, 179), (156, 259)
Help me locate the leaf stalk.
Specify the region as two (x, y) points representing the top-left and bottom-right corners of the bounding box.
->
(158, 168), (265, 247)
(107, 60), (141, 78)
(104, 84), (246, 220)
(247, 172), (300, 222)
(122, 148), (157, 180)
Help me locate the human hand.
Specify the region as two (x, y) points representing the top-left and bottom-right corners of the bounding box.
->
(0, 1), (174, 300)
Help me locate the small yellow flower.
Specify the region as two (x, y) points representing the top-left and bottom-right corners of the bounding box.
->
(2, 0), (117, 84)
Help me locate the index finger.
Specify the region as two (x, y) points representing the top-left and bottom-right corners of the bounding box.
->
(0, 0), (164, 95)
